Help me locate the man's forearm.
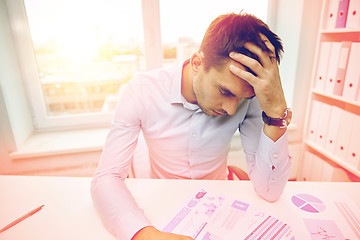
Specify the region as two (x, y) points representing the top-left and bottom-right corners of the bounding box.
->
(263, 124), (287, 142)
(246, 129), (291, 202)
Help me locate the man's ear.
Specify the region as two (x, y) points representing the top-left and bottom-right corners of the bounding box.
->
(190, 52), (203, 73)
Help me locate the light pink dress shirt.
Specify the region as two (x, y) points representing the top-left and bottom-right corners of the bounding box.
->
(91, 62), (291, 240)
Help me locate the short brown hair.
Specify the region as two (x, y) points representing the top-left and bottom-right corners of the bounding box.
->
(199, 12), (283, 73)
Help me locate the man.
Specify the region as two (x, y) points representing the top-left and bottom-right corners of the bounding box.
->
(91, 12), (292, 240)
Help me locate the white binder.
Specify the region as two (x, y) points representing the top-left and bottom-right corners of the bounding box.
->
(343, 42), (360, 101)
(333, 41), (351, 96)
(315, 102), (332, 148)
(324, 42), (341, 94)
(307, 100), (322, 143)
(346, 115), (360, 168)
(326, 0), (341, 29)
(315, 42), (332, 92)
(325, 106), (343, 155)
(334, 110), (356, 161)
(346, 0), (360, 28)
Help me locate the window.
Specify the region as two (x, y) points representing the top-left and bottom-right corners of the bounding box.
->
(17, 0), (144, 129)
(7, 0), (268, 130)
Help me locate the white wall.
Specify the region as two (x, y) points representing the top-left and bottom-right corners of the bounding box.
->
(0, 0), (33, 152)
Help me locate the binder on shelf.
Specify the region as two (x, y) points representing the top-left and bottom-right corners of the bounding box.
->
(336, 0), (350, 28)
(325, 106), (343, 155)
(321, 159), (335, 181)
(315, 102), (332, 148)
(310, 155), (324, 181)
(342, 42), (360, 101)
(324, 42), (341, 94)
(334, 110), (356, 161)
(346, 115), (360, 168)
(346, 0), (360, 28)
(302, 151), (314, 181)
(315, 42), (331, 91)
(333, 41), (351, 96)
(326, 0), (341, 29)
(307, 100), (322, 143)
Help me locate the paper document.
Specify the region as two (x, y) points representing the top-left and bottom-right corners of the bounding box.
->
(288, 190), (360, 240)
(162, 189), (294, 240)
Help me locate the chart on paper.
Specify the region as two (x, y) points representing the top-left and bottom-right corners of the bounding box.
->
(288, 191), (360, 240)
(162, 189), (294, 240)
(291, 194), (326, 213)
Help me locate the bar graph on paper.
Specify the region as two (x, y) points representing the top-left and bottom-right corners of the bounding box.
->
(163, 189), (294, 240)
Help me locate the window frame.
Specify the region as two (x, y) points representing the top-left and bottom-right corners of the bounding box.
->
(6, 0), (162, 130)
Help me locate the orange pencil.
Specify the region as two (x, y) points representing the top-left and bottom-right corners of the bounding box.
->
(0, 205), (44, 233)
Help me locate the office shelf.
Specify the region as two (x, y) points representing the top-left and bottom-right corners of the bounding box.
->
(304, 140), (360, 178)
(311, 89), (360, 107)
(301, 0), (360, 182)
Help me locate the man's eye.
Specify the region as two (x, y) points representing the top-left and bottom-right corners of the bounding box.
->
(219, 89), (230, 96)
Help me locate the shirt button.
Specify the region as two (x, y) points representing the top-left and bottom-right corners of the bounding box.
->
(272, 153), (278, 159)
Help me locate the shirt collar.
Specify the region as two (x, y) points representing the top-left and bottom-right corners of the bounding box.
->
(169, 59), (201, 111)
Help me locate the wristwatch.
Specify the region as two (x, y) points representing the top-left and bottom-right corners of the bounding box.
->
(262, 108), (292, 128)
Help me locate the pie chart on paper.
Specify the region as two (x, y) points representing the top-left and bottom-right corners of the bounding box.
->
(291, 193), (326, 213)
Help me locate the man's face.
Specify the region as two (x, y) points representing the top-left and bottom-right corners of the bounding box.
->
(193, 60), (255, 116)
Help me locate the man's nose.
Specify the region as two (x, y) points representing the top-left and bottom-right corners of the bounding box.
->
(222, 98), (238, 116)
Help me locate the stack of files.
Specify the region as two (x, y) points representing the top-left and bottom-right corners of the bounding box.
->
(306, 101), (360, 170)
(316, 41), (351, 95)
(306, 100), (331, 147)
(325, 0), (351, 29)
(315, 41), (357, 98)
(302, 151), (351, 181)
(333, 110), (357, 165)
(326, 106), (360, 170)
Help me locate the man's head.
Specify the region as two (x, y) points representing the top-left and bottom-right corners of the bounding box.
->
(199, 12), (283, 73)
(189, 12), (283, 116)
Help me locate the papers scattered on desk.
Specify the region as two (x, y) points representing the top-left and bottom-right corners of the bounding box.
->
(162, 189), (294, 240)
(288, 190), (360, 240)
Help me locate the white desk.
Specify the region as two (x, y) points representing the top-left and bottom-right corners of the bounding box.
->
(0, 175), (359, 240)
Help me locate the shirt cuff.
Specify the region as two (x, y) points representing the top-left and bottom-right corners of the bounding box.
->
(258, 127), (289, 170)
(112, 210), (152, 240)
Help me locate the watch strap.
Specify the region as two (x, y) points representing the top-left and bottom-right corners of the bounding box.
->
(262, 108), (291, 128)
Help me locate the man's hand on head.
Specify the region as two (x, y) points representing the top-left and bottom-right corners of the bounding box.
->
(132, 226), (194, 240)
(228, 35), (287, 119)
(228, 35), (288, 141)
